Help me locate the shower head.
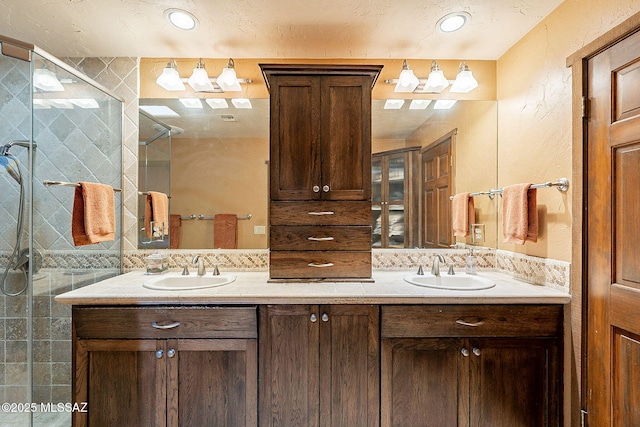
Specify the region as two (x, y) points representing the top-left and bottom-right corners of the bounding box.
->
(1, 140), (31, 156)
(0, 155), (21, 184)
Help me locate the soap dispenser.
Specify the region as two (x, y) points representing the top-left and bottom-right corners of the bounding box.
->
(465, 248), (477, 275)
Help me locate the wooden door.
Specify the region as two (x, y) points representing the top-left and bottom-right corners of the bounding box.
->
(259, 305), (320, 427)
(469, 338), (560, 427)
(381, 338), (464, 427)
(74, 339), (166, 427)
(170, 338), (257, 427)
(422, 133), (453, 248)
(586, 29), (640, 427)
(320, 75), (372, 201)
(319, 305), (379, 427)
(270, 75), (321, 201)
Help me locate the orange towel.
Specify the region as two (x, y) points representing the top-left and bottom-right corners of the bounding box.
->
(214, 214), (238, 249)
(144, 191), (169, 238)
(452, 192), (475, 237)
(72, 182), (115, 246)
(169, 214), (182, 249)
(502, 183), (538, 244)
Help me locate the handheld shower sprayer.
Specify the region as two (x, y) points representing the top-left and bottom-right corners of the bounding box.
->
(1, 140), (31, 156)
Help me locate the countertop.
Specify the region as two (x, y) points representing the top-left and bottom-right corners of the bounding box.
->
(54, 270), (571, 305)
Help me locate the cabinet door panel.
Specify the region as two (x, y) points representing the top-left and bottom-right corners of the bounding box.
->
(470, 338), (559, 427)
(172, 339), (257, 427)
(270, 75), (321, 200)
(320, 305), (380, 427)
(381, 338), (466, 427)
(259, 305), (320, 427)
(320, 76), (372, 200)
(75, 339), (166, 427)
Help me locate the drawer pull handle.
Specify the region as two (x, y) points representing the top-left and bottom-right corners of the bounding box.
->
(455, 319), (485, 327)
(308, 211), (335, 216)
(307, 237), (334, 241)
(308, 262), (334, 268)
(151, 321), (181, 330)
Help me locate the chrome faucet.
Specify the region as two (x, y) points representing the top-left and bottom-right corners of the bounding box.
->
(431, 254), (446, 277)
(192, 255), (206, 276)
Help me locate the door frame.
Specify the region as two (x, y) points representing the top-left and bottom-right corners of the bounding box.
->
(566, 11), (640, 427)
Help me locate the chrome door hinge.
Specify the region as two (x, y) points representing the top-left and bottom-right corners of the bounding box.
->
(582, 96), (590, 118)
(581, 409), (588, 427)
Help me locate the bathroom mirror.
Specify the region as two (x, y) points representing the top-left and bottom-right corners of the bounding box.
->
(138, 98), (498, 250)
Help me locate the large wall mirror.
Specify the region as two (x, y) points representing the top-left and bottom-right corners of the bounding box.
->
(138, 97), (497, 250)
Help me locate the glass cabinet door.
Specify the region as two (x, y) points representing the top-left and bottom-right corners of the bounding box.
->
(372, 159), (383, 247)
(387, 155), (406, 248)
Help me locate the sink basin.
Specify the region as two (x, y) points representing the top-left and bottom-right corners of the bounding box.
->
(143, 273), (236, 291)
(404, 274), (495, 291)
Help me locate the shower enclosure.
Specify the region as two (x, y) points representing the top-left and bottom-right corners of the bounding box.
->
(0, 36), (123, 426)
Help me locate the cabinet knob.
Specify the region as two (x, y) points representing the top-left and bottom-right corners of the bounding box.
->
(155, 349), (164, 359)
(472, 348), (481, 357)
(167, 348), (176, 358)
(313, 185), (320, 193)
(310, 313), (317, 323)
(322, 313), (329, 322)
(322, 185), (330, 192)
(461, 348), (470, 357)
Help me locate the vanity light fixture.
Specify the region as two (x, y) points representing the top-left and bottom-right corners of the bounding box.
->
(433, 99), (457, 109)
(450, 61), (479, 93)
(187, 59), (215, 92)
(394, 60), (420, 93)
(409, 99), (432, 110)
(165, 8), (198, 30)
(421, 60), (449, 93)
(437, 12), (471, 33)
(156, 59), (185, 91)
(205, 99), (229, 109)
(33, 68), (65, 92)
(179, 98), (203, 109)
(217, 59), (242, 92)
(231, 98), (252, 109)
(384, 99), (405, 109)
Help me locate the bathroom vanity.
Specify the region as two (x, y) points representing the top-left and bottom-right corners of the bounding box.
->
(57, 271), (569, 427)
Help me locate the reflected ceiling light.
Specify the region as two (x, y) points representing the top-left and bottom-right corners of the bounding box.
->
(409, 99), (432, 110)
(33, 99), (51, 109)
(179, 98), (203, 108)
(33, 68), (65, 92)
(69, 99), (100, 109)
(139, 105), (180, 117)
(422, 60), (449, 93)
(47, 99), (74, 109)
(437, 12), (471, 33)
(188, 59), (214, 92)
(156, 59), (185, 91)
(217, 59), (242, 92)
(394, 60), (420, 93)
(231, 98), (252, 109)
(206, 99), (229, 109)
(450, 61), (479, 93)
(165, 8), (198, 30)
(433, 99), (457, 110)
(384, 99), (405, 110)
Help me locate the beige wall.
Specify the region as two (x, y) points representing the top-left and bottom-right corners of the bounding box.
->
(170, 137), (269, 249)
(496, 0), (640, 262)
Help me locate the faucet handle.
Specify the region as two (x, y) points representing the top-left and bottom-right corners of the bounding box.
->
(212, 264), (220, 276)
(447, 264), (456, 275)
(416, 265), (424, 275)
(181, 264), (190, 275)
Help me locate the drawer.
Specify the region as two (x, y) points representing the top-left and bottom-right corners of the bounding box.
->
(270, 225), (371, 250)
(381, 305), (562, 338)
(269, 251), (372, 279)
(73, 306), (257, 339)
(270, 201), (371, 226)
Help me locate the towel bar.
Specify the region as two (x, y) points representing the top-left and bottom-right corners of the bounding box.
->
(44, 180), (122, 192)
(449, 177), (569, 200)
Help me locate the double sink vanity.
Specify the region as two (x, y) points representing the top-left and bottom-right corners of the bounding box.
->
(56, 267), (569, 427)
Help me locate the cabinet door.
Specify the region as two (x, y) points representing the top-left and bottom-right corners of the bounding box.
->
(320, 305), (380, 427)
(74, 339), (167, 427)
(169, 338), (257, 427)
(270, 75), (322, 200)
(469, 338), (560, 427)
(381, 338), (466, 427)
(259, 305), (320, 427)
(320, 76), (372, 201)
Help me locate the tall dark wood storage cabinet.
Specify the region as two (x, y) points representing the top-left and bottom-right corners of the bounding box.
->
(260, 64), (383, 280)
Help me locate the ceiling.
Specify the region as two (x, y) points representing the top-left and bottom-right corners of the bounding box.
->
(1, 0), (563, 60)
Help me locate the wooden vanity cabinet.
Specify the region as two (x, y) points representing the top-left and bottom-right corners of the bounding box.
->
(259, 304), (380, 427)
(72, 306), (257, 427)
(381, 305), (563, 427)
(260, 64), (383, 280)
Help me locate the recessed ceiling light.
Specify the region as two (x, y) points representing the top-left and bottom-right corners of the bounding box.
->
(231, 98), (252, 109)
(139, 105), (180, 117)
(433, 100), (457, 110)
(437, 12), (471, 33)
(165, 9), (198, 30)
(409, 100), (432, 110)
(384, 99), (405, 110)
(179, 98), (203, 109)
